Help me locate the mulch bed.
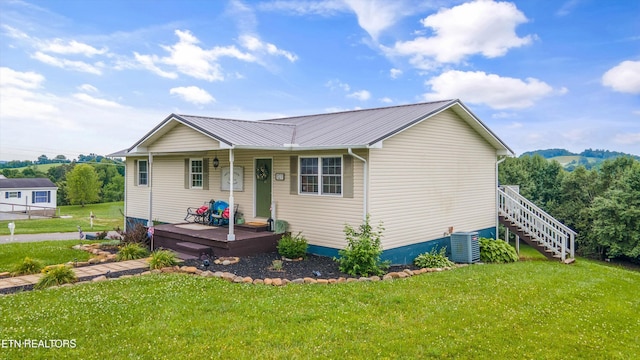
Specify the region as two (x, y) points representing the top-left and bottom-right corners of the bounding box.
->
(182, 251), (419, 280)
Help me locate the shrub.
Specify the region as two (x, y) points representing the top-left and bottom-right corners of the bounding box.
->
(117, 243), (150, 261)
(337, 215), (390, 277)
(149, 250), (179, 270)
(121, 224), (150, 248)
(414, 247), (455, 268)
(11, 257), (44, 276)
(479, 238), (519, 263)
(96, 230), (108, 240)
(277, 232), (308, 259)
(35, 265), (77, 289)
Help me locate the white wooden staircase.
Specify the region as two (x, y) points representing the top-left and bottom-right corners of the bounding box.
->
(498, 186), (576, 261)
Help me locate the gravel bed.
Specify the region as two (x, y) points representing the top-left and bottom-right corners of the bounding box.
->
(182, 251), (419, 280)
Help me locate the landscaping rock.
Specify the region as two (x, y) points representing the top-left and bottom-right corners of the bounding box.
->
(369, 276), (381, 281)
(182, 266), (199, 274)
(382, 274), (393, 281)
(291, 278), (304, 284)
(397, 272), (409, 278)
(328, 279), (337, 284)
(358, 277), (372, 282)
(346, 278), (357, 283)
(242, 277), (253, 283)
(88, 258), (100, 264)
(303, 277), (317, 284)
(200, 271), (214, 277)
(222, 260), (231, 266)
(120, 275), (133, 279)
(233, 277), (244, 283)
(403, 269), (414, 276)
(263, 278), (273, 285)
(317, 279), (329, 284)
(212, 271), (224, 278)
(222, 272), (236, 282)
(92, 276), (107, 282)
(253, 279), (264, 285)
(271, 278), (283, 286)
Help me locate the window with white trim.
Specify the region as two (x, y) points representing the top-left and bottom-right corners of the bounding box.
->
(5, 191), (21, 199)
(300, 156), (342, 195)
(33, 191), (50, 203)
(138, 160), (148, 186)
(190, 159), (204, 188)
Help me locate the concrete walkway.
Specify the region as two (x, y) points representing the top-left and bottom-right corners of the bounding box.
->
(0, 259), (149, 292)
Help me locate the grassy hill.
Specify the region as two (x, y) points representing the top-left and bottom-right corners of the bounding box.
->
(521, 148), (639, 170)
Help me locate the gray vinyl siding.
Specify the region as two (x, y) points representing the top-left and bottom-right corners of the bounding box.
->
(368, 108), (497, 250)
(125, 158), (150, 220)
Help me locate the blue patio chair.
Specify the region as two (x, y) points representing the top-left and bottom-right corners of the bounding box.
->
(210, 201), (239, 226)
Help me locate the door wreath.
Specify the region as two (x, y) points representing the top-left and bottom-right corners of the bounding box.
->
(256, 164), (269, 181)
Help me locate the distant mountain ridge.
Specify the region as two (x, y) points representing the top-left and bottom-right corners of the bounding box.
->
(521, 148), (640, 171)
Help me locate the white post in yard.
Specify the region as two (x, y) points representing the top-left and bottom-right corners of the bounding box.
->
(227, 148), (236, 241)
(8, 222), (15, 242)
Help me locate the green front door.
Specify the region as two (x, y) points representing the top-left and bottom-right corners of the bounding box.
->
(255, 159), (272, 218)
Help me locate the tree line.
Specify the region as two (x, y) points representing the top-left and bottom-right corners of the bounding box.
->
(1, 156), (124, 206)
(499, 155), (640, 263)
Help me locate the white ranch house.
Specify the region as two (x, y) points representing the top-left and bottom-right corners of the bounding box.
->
(0, 177), (58, 215)
(113, 99), (516, 264)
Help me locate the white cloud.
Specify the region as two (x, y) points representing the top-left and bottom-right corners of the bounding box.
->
(390, 68), (402, 79)
(0, 66), (44, 89)
(389, 0), (533, 67)
(614, 132), (640, 145)
(169, 86), (215, 105)
(32, 51), (103, 75)
(72, 93), (123, 108)
(0, 67), (59, 120)
(136, 29), (299, 82)
(602, 60), (640, 94)
(326, 79), (350, 92)
(507, 121), (524, 129)
(423, 70), (557, 109)
(257, 0), (348, 16)
(556, 0), (581, 17)
(347, 89), (371, 101)
(239, 35), (298, 62)
(379, 97), (393, 103)
(38, 39), (108, 57)
(343, 0), (408, 40)
(133, 52), (178, 79)
(77, 84), (98, 93)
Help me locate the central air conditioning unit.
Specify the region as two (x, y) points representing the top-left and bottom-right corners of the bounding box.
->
(450, 231), (480, 263)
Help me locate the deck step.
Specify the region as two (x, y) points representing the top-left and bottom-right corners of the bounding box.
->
(171, 250), (198, 260)
(176, 242), (211, 251)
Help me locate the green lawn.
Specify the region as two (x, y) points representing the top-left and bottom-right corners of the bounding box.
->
(0, 240), (99, 272)
(0, 259), (638, 359)
(0, 202), (124, 235)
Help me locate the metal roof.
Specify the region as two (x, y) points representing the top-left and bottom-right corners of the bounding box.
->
(0, 178), (57, 189)
(119, 99), (513, 155)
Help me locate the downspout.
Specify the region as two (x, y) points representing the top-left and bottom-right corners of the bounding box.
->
(124, 159), (128, 232)
(148, 152), (153, 228)
(227, 148), (236, 241)
(348, 148), (367, 220)
(495, 155), (506, 240)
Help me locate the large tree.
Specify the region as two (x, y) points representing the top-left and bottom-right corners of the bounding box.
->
(66, 164), (102, 206)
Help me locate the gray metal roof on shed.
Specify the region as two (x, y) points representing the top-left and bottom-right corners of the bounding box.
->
(118, 99), (513, 155)
(0, 178), (57, 189)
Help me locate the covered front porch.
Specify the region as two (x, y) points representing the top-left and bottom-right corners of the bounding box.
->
(153, 222), (282, 259)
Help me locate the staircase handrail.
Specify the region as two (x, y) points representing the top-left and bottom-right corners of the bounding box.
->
(498, 186), (575, 260)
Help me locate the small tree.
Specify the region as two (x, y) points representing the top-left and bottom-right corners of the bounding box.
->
(337, 215), (390, 277)
(66, 164), (102, 206)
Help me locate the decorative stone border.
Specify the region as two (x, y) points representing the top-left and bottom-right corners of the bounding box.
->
(132, 263), (469, 286)
(71, 243), (118, 265)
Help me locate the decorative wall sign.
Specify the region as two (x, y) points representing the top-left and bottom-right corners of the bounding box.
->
(275, 173), (285, 181)
(221, 166), (244, 191)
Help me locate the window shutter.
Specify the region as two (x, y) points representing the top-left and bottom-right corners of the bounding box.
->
(184, 159), (190, 189)
(290, 156), (298, 195)
(18, 191), (21, 198)
(134, 160), (139, 186)
(32, 191), (35, 203)
(4, 192), (7, 199)
(47, 191), (51, 203)
(343, 155), (354, 198)
(203, 158), (210, 190)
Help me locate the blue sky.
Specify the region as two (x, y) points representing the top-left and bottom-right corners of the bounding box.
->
(0, 0), (638, 161)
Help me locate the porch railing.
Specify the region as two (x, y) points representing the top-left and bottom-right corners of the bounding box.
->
(498, 186), (576, 261)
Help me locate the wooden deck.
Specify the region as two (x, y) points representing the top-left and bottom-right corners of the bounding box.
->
(153, 223), (282, 258)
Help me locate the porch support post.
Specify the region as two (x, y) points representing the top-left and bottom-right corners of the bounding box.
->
(148, 152), (153, 228)
(227, 148), (236, 241)
(496, 155), (507, 240)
